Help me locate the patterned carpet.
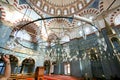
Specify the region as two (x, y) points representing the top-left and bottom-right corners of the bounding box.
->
(44, 75), (84, 80)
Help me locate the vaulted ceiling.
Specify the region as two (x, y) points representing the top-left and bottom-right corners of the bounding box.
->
(0, 0), (120, 46)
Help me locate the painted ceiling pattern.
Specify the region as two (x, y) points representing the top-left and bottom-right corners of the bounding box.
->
(29, 0), (94, 16)
(0, 0), (120, 44)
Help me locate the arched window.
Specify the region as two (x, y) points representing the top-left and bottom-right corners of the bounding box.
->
(64, 9), (68, 15)
(50, 8), (54, 14)
(57, 9), (61, 15)
(44, 60), (50, 74)
(71, 7), (75, 13)
(10, 55), (18, 74)
(20, 58), (35, 74)
(44, 5), (48, 12)
(78, 3), (83, 9)
(36, 1), (41, 7)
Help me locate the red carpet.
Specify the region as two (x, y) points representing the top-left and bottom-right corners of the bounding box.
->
(44, 75), (84, 80)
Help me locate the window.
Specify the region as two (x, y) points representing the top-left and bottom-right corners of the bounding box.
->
(44, 5), (48, 12)
(71, 7), (75, 13)
(0, 63), (4, 74)
(64, 10), (68, 15)
(50, 8), (54, 14)
(57, 9), (61, 15)
(36, 1), (41, 7)
(78, 3), (83, 9)
(114, 14), (120, 25)
(64, 63), (70, 75)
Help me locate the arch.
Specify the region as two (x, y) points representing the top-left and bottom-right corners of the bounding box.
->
(63, 8), (69, 15)
(77, 2), (83, 10)
(44, 60), (50, 74)
(0, 54), (19, 74)
(20, 57), (35, 74)
(56, 8), (62, 16)
(13, 0), (30, 10)
(78, 8), (99, 16)
(50, 7), (55, 14)
(13, 19), (39, 42)
(47, 33), (58, 43)
(47, 18), (71, 40)
(10, 55), (19, 74)
(43, 4), (49, 12)
(70, 6), (76, 14)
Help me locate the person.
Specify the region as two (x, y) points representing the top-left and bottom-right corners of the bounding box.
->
(0, 55), (11, 80)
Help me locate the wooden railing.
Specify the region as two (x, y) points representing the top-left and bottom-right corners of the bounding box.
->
(8, 73), (35, 80)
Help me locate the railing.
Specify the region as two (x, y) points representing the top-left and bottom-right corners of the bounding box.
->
(8, 73), (35, 80)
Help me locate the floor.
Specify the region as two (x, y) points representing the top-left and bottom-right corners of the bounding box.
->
(44, 75), (84, 80)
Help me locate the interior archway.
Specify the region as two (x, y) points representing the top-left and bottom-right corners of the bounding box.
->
(20, 57), (35, 74)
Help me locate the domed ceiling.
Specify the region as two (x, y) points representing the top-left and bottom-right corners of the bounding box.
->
(29, 0), (94, 16)
(1, 0), (119, 45)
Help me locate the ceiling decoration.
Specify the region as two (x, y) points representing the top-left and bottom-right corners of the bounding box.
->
(46, 18), (71, 39)
(28, 0), (94, 16)
(45, 0), (77, 6)
(12, 20), (39, 42)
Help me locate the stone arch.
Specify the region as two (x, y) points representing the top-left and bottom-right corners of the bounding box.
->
(78, 8), (99, 16)
(20, 57), (35, 73)
(44, 60), (50, 74)
(13, 19), (39, 42)
(10, 55), (19, 74)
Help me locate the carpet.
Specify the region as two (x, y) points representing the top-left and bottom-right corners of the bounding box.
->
(44, 75), (84, 80)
